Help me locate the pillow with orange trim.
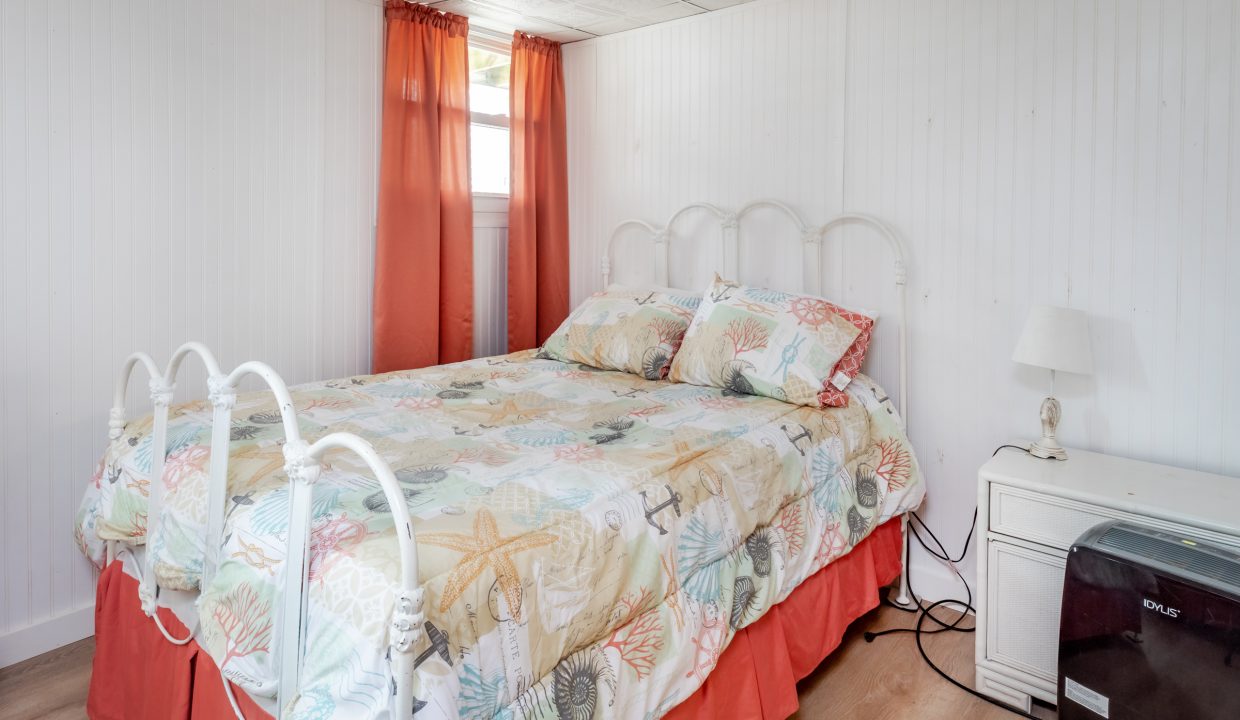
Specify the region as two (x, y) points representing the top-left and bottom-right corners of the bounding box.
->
(538, 286), (701, 379)
(817, 301), (877, 407)
(668, 277), (862, 407)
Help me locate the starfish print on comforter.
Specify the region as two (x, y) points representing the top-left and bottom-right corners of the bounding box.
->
(420, 507), (558, 621)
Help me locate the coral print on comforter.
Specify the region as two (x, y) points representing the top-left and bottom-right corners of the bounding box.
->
(538, 285), (702, 380)
(669, 277), (863, 408)
(76, 351), (924, 719)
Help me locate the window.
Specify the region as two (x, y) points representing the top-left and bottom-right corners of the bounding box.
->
(469, 42), (510, 196)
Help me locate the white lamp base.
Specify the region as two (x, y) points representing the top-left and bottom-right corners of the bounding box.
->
(1028, 437), (1068, 461)
(1029, 396), (1068, 460)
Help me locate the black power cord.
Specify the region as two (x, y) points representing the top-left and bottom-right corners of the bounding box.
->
(864, 444), (1041, 719)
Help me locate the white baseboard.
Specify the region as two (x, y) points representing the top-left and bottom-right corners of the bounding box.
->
(906, 555), (976, 606)
(0, 604), (95, 668)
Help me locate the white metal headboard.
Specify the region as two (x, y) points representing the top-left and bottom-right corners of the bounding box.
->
(602, 200), (910, 425)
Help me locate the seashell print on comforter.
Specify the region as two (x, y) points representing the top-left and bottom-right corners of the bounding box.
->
(75, 351), (924, 719)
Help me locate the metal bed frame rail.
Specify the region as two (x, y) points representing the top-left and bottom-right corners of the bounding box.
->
(105, 342), (422, 717)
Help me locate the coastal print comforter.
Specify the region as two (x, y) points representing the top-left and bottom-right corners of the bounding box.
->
(76, 351), (924, 719)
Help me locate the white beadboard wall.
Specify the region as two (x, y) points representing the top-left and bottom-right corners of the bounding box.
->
(564, 0), (1240, 600)
(0, 0), (383, 665)
(474, 195), (511, 359)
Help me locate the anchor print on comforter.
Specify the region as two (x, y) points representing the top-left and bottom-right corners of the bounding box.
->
(75, 351), (924, 719)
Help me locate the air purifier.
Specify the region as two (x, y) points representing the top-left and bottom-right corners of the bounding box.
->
(1058, 521), (1240, 719)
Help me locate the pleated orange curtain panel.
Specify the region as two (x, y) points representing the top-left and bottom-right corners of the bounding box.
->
(373, 0), (474, 373)
(507, 33), (570, 351)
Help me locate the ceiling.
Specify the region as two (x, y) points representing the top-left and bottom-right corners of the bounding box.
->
(424, 0), (758, 43)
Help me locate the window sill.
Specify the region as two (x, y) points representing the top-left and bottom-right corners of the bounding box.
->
(473, 194), (509, 227)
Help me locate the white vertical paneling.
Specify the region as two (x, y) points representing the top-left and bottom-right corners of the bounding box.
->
(324, 0), (383, 382)
(471, 227), (510, 358)
(0, 0), (383, 664)
(473, 195), (510, 358)
(564, 0), (847, 302)
(564, 0), (1240, 601)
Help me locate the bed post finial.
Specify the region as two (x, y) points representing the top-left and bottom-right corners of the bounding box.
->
(391, 588), (426, 653)
(137, 575), (157, 615)
(207, 374), (236, 410)
(148, 377), (175, 408)
(108, 407), (127, 440)
(283, 440), (321, 485)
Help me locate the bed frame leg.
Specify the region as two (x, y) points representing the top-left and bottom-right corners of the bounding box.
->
(894, 513), (914, 607)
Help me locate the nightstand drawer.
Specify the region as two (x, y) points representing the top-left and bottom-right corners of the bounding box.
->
(989, 483), (1240, 553)
(989, 484), (1112, 551)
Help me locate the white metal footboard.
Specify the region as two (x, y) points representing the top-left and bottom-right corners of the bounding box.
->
(274, 431), (424, 716)
(109, 341), (227, 644)
(105, 343), (423, 718)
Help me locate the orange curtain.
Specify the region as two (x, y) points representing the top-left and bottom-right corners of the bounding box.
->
(507, 33), (570, 351)
(373, 0), (473, 373)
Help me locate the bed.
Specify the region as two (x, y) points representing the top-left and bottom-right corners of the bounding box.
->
(76, 200), (924, 719)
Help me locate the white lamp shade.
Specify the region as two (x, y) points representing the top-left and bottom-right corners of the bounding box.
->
(1012, 305), (1093, 375)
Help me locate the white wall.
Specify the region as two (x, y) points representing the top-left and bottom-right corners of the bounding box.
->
(0, 0), (382, 666)
(0, 0), (514, 665)
(563, 0), (1240, 601)
(474, 195), (511, 358)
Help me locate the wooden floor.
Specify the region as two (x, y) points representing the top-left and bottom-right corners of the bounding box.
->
(0, 637), (94, 720)
(793, 605), (1056, 719)
(0, 604), (1054, 719)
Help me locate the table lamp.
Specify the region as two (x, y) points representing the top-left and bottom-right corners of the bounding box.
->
(1012, 305), (1093, 460)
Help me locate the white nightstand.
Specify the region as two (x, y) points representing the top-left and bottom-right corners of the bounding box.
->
(974, 447), (1240, 712)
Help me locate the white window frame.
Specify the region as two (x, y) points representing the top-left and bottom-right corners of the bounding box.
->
(468, 29), (512, 198)
(471, 110), (509, 131)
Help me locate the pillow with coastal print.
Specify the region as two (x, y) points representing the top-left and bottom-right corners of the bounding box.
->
(537, 285), (702, 379)
(668, 276), (862, 407)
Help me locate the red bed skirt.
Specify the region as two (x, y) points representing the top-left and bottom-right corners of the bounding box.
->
(87, 564), (268, 720)
(88, 519), (902, 720)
